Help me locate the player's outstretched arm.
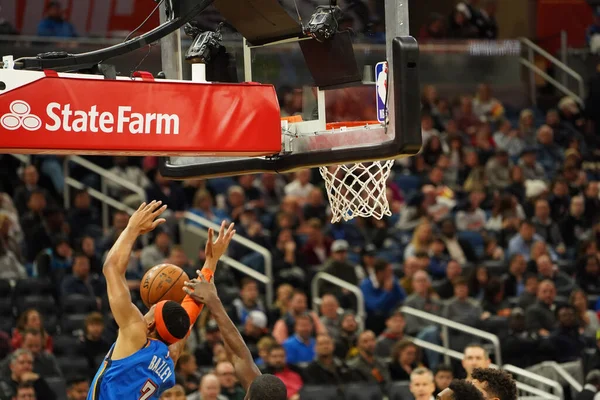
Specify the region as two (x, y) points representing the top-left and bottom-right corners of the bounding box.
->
(104, 201), (167, 346)
(169, 221), (236, 364)
(183, 275), (261, 390)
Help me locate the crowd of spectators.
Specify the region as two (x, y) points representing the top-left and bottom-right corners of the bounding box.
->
(0, 73), (599, 400)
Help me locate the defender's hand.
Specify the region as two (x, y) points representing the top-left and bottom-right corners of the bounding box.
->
(183, 274), (220, 306)
(205, 221), (235, 261)
(128, 201), (167, 235)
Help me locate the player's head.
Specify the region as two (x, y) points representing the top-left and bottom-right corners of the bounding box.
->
(437, 379), (484, 400)
(245, 374), (287, 400)
(145, 300), (190, 345)
(470, 368), (518, 400)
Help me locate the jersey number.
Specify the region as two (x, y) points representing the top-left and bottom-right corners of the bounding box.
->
(139, 379), (158, 400)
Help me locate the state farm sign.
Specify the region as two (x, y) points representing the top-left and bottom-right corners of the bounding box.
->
(2, 101), (180, 135)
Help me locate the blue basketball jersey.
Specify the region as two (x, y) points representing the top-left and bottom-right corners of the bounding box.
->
(87, 338), (176, 400)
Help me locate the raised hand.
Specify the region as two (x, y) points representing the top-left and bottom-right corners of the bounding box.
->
(127, 201), (167, 235)
(205, 221), (235, 261)
(183, 274), (219, 307)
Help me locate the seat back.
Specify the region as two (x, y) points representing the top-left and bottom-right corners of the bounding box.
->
(343, 383), (384, 400)
(61, 294), (97, 315)
(388, 381), (414, 400)
(300, 385), (340, 400)
(46, 377), (67, 400)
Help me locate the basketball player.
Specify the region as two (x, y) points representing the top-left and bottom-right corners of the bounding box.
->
(436, 379), (484, 400)
(183, 275), (287, 400)
(88, 201), (235, 400)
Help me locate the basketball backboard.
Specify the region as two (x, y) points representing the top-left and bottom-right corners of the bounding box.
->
(158, 0), (421, 179)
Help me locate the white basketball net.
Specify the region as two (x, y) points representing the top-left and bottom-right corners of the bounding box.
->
(319, 160), (395, 223)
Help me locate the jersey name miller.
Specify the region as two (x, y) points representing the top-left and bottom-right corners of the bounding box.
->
(147, 355), (173, 383)
(45, 103), (180, 135)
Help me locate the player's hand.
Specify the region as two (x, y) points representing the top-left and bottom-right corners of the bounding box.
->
(205, 221), (235, 261)
(183, 274), (219, 307)
(128, 201), (167, 235)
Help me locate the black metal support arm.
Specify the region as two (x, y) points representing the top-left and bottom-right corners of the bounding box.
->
(14, 0), (214, 72)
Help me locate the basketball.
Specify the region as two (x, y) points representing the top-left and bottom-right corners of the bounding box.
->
(140, 264), (190, 308)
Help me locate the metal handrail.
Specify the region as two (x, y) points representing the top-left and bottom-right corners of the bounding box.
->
(63, 155), (146, 231)
(520, 58), (584, 106)
(400, 306), (503, 366)
(10, 154), (30, 164)
(311, 272), (366, 332)
(181, 222), (271, 285)
(539, 361), (583, 393)
(504, 364), (564, 400)
(520, 37), (585, 106)
(65, 177), (137, 215)
(183, 211), (273, 307)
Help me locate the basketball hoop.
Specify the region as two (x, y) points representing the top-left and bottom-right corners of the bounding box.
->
(318, 122), (395, 223)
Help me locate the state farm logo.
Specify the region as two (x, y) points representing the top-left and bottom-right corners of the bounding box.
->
(0, 100), (180, 135)
(1, 101), (42, 131)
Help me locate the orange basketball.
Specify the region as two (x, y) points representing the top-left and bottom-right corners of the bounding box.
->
(140, 264), (190, 308)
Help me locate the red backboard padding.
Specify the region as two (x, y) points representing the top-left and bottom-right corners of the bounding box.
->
(0, 73), (282, 156)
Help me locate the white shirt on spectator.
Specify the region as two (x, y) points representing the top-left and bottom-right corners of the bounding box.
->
(284, 180), (314, 199)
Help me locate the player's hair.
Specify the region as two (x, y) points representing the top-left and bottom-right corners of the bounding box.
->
(155, 300), (190, 344)
(447, 379), (484, 400)
(464, 343), (489, 359)
(410, 367), (433, 382)
(247, 374), (287, 400)
(471, 368), (518, 400)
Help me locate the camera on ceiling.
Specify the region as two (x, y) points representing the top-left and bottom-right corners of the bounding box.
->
(304, 6), (342, 42)
(184, 22), (224, 63)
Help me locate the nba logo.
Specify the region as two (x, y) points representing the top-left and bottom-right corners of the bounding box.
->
(375, 62), (388, 124)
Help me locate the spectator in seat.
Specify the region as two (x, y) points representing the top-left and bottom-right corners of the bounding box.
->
(433, 365), (454, 396)
(443, 278), (483, 351)
(570, 289), (600, 339)
(284, 170), (314, 205)
(21, 330), (61, 378)
(319, 294), (342, 339)
(507, 220), (544, 261)
(503, 254), (527, 298)
(347, 331), (390, 388)
(303, 333), (357, 385)
(37, 1), (76, 37)
(404, 222), (433, 260)
(525, 280), (558, 336)
(255, 336), (276, 368)
(455, 190), (487, 232)
(320, 240), (361, 304)
(584, 182), (600, 226)
(167, 245), (194, 279)
(67, 190), (101, 241)
(517, 273), (539, 309)
(20, 191), (47, 262)
(215, 361), (245, 400)
(0, 349), (54, 400)
(494, 120), (524, 159)
(389, 340), (423, 381)
(60, 253), (104, 309)
(577, 256), (600, 296)
(435, 260), (462, 300)
(535, 254), (574, 296)
(303, 188), (327, 223)
(282, 314), (316, 364)
(484, 150), (512, 191)
(532, 199), (566, 255)
(476, 0), (498, 39)
(242, 310), (268, 359)
(145, 170), (187, 213)
(374, 309), (406, 357)
(231, 278), (266, 327)
(409, 367), (436, 400)
(536, 125), (564, 178)
(437, 379), (484, 400)
(400, 257), (421, 295)
(561, 196), (592, 252)
(482, 236), (505, 263)
(461, 345), (491, 380)
(468, 266), (489, 301)
(273, 290), (325, 344)
(11, 310), (52, 353)
(502, 307), (546, 368)
(300, 218), (332, 266)
(175, 352), (201, 395)
(440, 219), (477, 264)
(518, 148), (545, 181)
(140, 229), (171, 271)
(106, 157), (150, 204)
(268, 284), (293, 326)
(65, 376), (89, 400)
(481, 277), (511, 317)
(194, 319), (222, 367)
(0, 238), (26, 280)
(79, 236), (102, 275)
(361, 259), (405, 332)
(472, 84), (503, 121)
(334, 312), (360, 360)
(189, 190), (228, 226)
(13, 166), (52, 216)
(549, 304), (589, 363)
(12, 383), (37, 400)
(79, 312), (110, 373)
(97, 210), (140, 255)
(262, 344), (303, 400)
(186, 374), (227, 400)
